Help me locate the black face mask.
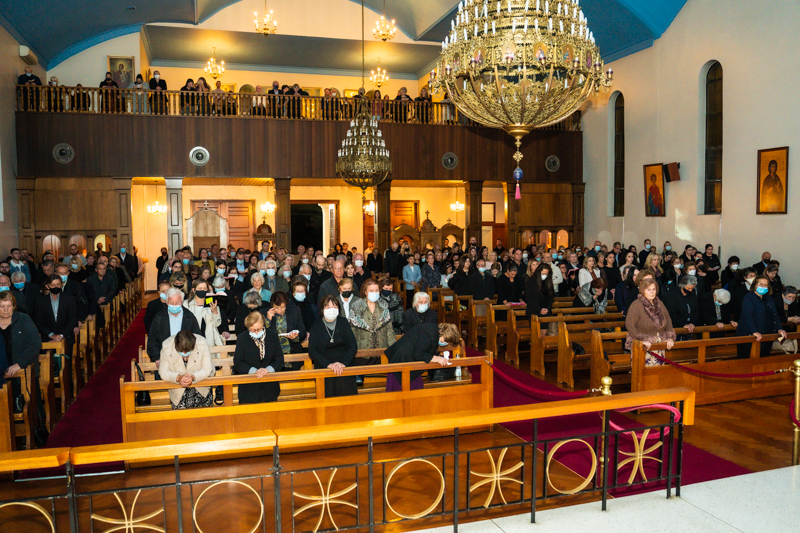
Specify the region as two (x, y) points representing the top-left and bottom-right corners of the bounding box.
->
(380, 289), (393, 297)
(173, 284), (184, 289)
(195, 290), (207, 299)
(341, 290), (353, 298)
(49, 287), (62, 295)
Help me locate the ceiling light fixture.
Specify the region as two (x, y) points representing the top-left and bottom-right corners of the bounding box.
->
(373, 0), (397, 42)
(370, 57), (389, 88)
(255, 0), (277, 36)
(204, 47), (225, 79)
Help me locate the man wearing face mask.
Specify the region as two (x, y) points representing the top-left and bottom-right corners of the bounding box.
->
(145, 280), (171, 333)
(99, 71), (121, 113)
(318, 260), (346, 303)
(18, 66), (42, 111)
(148, 70), (168, 114)
(587, 240), (603, 259)
(469, 258), (496, 305)
(402, 292), (438, 333)
(752, 251), (772, 275)
(147, 289), (201, 369)
(639, 239), (653, 267)
(116, 243), (138, 281)
(0, 275), (29, 315)
(156, 248), (170, 274)
(55, 264), (88, 328)
(730, 267), (758, 322)
(351, 253), (372, 289)
(366, 247), (384, 273)
(384, 242), (402, 278)
(35, 275), (78, 359)
(260, 259), (289, 294)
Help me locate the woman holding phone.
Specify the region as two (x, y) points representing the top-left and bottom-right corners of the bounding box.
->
(184, 279), (225, 346)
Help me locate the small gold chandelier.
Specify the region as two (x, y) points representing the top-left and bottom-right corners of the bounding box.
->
(431, 0), (613, 196)
(254, 0), (277, 36)
(363, 200), (376, 217)
(337, 0), (392, 200)
(370, 57), (389, 88)
(373, 0), (397, 42)
(204, 47), (224, 79)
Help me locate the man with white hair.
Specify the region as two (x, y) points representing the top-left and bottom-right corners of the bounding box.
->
(147, 288), (201, 367)
(699, 288), (737, 331)
(1, 274), (29, 315)
(262, 258), (289, 294)
(352, 253), (372, 289)
(402, 292), (437, 333)
(318, 260), (345, 303)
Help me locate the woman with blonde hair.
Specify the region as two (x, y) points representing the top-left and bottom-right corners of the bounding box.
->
(577, 255), (602, 287)
(184, 279), (224, 346)
(644, 252), (663, 277)
(384, 321), (461, 391)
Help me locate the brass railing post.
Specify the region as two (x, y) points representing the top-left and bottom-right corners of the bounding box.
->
(792, 359), (800, 466)
(598, 376), (612, 488)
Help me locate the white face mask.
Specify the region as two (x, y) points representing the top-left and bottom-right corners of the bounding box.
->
(154, 74), (160, 80)
(354, 260), (363, 267)
(745, 279), (754, 288)
(417, 303), (429, 313)
(731, 264), (739, 271)
(367, 291), (380, 303)
(323, 308), (339, 320)
(687, 270), (696, 276)
(541, 274), (548, 281)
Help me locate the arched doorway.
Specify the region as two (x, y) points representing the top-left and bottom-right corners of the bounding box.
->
(69, 235), (88, 257)
(556, 230), (570, 249)
(94, 234), (112, 257)
(43, 235), (62, 260)
(539, 230), (552, 248)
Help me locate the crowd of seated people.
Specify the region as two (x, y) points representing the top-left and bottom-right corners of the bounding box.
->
(17, 66), (456, 122)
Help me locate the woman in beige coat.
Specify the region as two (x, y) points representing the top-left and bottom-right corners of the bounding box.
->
(158, 330), (215, 409)
(625, 278), (676, 366)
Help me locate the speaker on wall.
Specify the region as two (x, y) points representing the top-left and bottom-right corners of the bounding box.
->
(189, 146), (210, 166)
(441, 152), (458, 170)
(664, 162), (681, 182)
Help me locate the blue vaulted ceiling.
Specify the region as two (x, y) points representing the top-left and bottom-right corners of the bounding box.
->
(0, 0), (686, 70)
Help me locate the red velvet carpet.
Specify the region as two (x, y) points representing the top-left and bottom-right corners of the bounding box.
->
(46, 310), (146, 449)
(489, 359), (751, 495)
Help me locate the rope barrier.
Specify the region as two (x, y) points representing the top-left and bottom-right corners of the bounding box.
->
(648, 352), (790, 379)
(487, 361), (594, 400)
(609, 403), (682, 439)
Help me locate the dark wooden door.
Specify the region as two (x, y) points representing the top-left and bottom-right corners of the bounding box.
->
(390, 201), (418, 229)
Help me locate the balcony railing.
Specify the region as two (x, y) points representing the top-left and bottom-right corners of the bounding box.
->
(15, 85), (583, 131)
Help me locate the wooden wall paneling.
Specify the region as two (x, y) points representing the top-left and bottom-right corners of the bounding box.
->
(274, 177), (292, 249)
(114, 178), (133, 249)
(465, 181), (483, 247)
(16, 178), (36, 253)
(165, 178), (184, 256)
(375, 180), (391, 252)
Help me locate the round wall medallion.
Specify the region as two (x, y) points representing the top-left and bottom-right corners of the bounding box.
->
(545, 155), (561, 172)
(189, 146), (210, 166)
(52, 143), (75, 164)
(442, 152), (459, 170)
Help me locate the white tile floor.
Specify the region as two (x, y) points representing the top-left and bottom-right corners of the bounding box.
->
(415, 465), (800, 533)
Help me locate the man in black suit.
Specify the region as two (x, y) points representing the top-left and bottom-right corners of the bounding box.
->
(18, 66), (42, 111)
(34, 275), (78, 358)
(352, 253), (372, 289)
(116, 243), (138, 281)
(470, 259), (496, 302)
(144, 280), (171, 333)
(267, 80), (282, 117)
(638, 239), (653, 266)
(752, 251), (771, 275)
(147, 288), (201, 367)
(55, 264), (88, 325)
(310, 255), (331, 303)
(402, 292), (438, 334)
(366, 247), (384, 273)
(148, 70), (168, 114)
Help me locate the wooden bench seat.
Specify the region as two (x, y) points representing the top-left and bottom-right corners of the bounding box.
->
(469, 299), (496, 348)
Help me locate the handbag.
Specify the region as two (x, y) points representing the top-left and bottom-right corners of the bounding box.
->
(772, 338), (798, 355)
(133, 362), (151, 406)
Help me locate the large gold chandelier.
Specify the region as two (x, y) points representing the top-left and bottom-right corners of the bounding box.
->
(370, 57), (389, 87)
(254, 0), (277, 36)
(431, 0), (612, 195)
(373, 0), (397, 41)
(336, 0), (392, 199)
(204, 47), (224, 79)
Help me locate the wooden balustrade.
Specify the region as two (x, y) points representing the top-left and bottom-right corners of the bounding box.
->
(14, 85), (582, 131)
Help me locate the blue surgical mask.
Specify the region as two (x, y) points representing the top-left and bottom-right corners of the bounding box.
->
(266, 268), (276, 277)
(557, 254), (563, 260)
(13, 282), (24, 290)
(282, 270), (291, 278)
(217, 267), (225, 274)
(178, 351), (191, 358)
(756, 287), (769, 296)
(259, 269), (266, 276)
(237, 259), (244, 265)
(0, 286), (8, 292)
(159, 292), (167, 301)
(594, 246), (601, 252)
(645, 244), (651, 250)
(71, 263), (79, 270)
(417, 303), (429, 313)
(714, 300), (722, 306)
(478, 267), (487, 273)
(249, 329), (265, 340)
(182, 259), (189, 265)
(120, 247), (126, 254)
(438, 340), (449, 346)
(666, 245), (672, 251)
(367, 292), (380, 303)
(168, 304), (182, 314)
(60, 275), (68, 283)
(303, 274), (311, 281)
(294, 292), (306, 302)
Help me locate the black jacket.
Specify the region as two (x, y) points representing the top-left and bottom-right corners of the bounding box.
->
(233, 328), (284, 404)
(752, 261), (769, 275)
(34, 293), (77, 341)
(469, 271), (496, 301)
(449, 271), (472, 296)
(144, 298), (167, 333)
(234, 303), (271, 336)
(146, 308), (201, 361)
(496, 274), (523, 305)
(267, 303), (307, 354)
(308, 316), (357, 369)
(402, 308), (438, 334)
(5, 312), (41, 370)
(366, 253), (384, 273)
(699, 291), (734, 326)
(385, 322), (439, 383)
(384, 249), (403, 278)
(524, 278), (554, 318)
(62, 279), (89, 321)
(664, 287), (700, 327)
(730, 281), (750, 321)
(116, 252), (138, 280)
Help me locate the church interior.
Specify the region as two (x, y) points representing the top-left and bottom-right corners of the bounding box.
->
(0, 0), (798, 531)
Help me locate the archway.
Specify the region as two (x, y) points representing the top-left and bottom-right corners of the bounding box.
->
(556, 230), (570, 249)
(94, 234), (112, 256)
(539, 230), (552, 248)
(43, 235), (62, 260)
(68, 235), (88, 257)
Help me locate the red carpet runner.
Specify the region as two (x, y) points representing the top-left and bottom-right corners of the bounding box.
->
(46, 310), (146, 449)
(489, 358), (751, 495)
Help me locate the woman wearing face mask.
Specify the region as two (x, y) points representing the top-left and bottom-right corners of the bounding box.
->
(234, 311), (284, 404)
(736, 276), (786, 359)
(449, 256), (473, 296)
(680, 261), (705, 295)
(308, 296), (358, 397)
(778, 286), (800, 325)
(525, 263), (555, 328)
(379, 277), (404, 335)
(159, 330), (215, 409)
(661, 257), (683, 294)
(68, 257), (88, 283)
(99, 71), (120, 113)
(720, 256), (740, 289)
(402, 255), (421, 309)
(127, 74), (150, 114)
(266, 291), (306, 366)
(661, 241), (673, 261)
(730, 267), (757, 322)
(291, 279), (318, 331)
(169, 272), (189, 297)
(184, 280), (224, 347)
(402, 291), (438, 334)
(384, 322), (461, 391)
(625, 278), (675, 366)
(349, 279), (396, 358)
(34, 275), (78, 360)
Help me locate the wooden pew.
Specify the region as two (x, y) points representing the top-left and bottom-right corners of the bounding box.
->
(630, 333), (800, 405)
(469, 299), (496, 348)
(438, 289), (457, 325)
(0, 382), (16, 453)
(37, 350), (56, 432)
(527, 312), (625, 374)
(556, 320), (626, 388)
(42, 340), (72, 415)
(120, 353), (492, 445)
(9, 365), (39, 450)
(454, 294), (473, 339)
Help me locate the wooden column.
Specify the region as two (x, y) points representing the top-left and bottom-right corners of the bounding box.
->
(465, 180), (483, 247)
(165, 177), (184, 256)
(274, 177), (292, 250)
(375, 180), (391, 252)
(505, 182), (519, 248)
(571, 183), (586, 247)
(114, 178), (133, 252)
(16, 178), (36, 255)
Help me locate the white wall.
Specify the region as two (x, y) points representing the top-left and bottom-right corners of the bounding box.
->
(582, 0), (800, 284)
(47, 33), (142, 87)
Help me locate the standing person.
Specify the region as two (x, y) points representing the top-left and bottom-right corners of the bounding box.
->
(625, 278), (676, 366)
(18, 66), (42, 111)
(148, 71), (168, 114)
(158, 331), (215, 409)
(34, 275), (78, 359)
(99, 71), (121, 113)
(348, 279), (395, 350)
(308, 296), (358, 397)
(664, 275), (700, 340)
(449, 257), (473, 296)
(402, 255), (421, 309)
(337, 278), (359, 320)
(420, 251), (440, 291)
(525, 263), (555, 331)
(379, 277), (404, 335)
(720, 256), (740, 289)
(702, 244), (721, 286)
(578, 255), (602, 287)
(291, 279), (317, 332)
(615, 266), (640, 316)
(602, 252), (622, 295)
(367, 247), (384, 273)
(234, 311), (284, 403)
(384, 242), (402, 278)
(116, 243), (138, 281)
(384, 322), (460, 391)
(638, 239), (654, 267)
(736, 276), (786, 359)
(470, 258), (496, 303)
(146, 289), (201, 365)
(266, 291), (306, 358)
